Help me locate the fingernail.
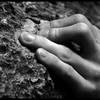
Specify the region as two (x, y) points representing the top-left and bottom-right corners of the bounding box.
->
(21, 32), (35, 43)
(38, 49), (47, 58)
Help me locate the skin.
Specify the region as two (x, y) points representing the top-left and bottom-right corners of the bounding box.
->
(19, 14), (100, 98)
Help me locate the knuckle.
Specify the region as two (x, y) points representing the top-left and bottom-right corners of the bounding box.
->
(77, 23), (90, 34)
(50, 28), (60, 40)
(58, 45), (72, 62)
(75, 14), (86, 22)
(36, 35), (50, 48)
(51, 28), (58, 36)
(37, 35), (47, 43)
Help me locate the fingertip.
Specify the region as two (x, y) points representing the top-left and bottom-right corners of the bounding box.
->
(19, 31), (35, 46)
(36, 48), (48, 59)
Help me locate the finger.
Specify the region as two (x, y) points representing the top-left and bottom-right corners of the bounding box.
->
(39, 14), (96, 42)
(40, 22), (94, 43)
(49, 23), (92, 43)
(19, 31), (63, 55)
(92, 25), (100, 44)
(19, 33), (100, 81)
(41, 23), (98, 55)
(50, 14), (92, 28)
(36, 48), (96, 91)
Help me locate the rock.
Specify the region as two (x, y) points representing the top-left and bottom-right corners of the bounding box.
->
(0, 3), (54, 99)
(0, 1), (99, 99)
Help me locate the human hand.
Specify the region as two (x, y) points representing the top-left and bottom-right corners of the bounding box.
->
(19, 14), (100, 98)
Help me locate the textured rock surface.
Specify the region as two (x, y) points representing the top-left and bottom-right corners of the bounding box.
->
(0, 1), (100, 99)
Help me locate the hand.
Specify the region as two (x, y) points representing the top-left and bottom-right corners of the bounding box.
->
(19, 14), (100, 98)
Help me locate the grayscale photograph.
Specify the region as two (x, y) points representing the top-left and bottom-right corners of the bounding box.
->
(0, 1), (99, 99)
